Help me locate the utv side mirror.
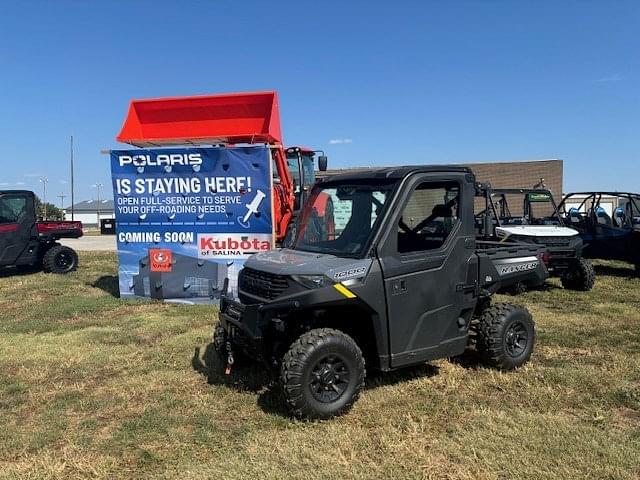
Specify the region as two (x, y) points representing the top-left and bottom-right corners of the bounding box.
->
(318, 155), (328, 172)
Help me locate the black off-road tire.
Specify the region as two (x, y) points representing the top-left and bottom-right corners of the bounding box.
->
(635, 263), (640, 277)
(281, 328), (365, 420)
(475, 303), (535, 370)
(561, 258), (595, 291)
(42, 245), (78, 274)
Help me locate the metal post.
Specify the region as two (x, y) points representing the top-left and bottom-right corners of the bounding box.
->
(94, 182), (103, 228)
(39, 176), (48, 220)
(70, 136), (75, 221)
(58, 193), (66, 216)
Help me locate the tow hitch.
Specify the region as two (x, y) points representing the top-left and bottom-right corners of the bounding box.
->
(224, 341), (235, 375)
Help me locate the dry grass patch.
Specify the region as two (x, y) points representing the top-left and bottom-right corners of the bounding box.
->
(0, 253), (638, 479)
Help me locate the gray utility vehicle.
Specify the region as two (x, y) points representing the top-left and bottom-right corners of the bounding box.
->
(476, 187), (595, 292)
(0, 190), (82, 274)
(216, 166), (547, 419)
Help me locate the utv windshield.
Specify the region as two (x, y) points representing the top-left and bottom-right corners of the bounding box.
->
(288, 181), (396, 257)
(491, 191), (562, 226)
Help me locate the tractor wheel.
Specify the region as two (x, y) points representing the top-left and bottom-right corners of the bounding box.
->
(281, 328), (365, 420)
(475, 303), (535, 370)
(561, 258), (595, 291)
(42, 245), (78, 274)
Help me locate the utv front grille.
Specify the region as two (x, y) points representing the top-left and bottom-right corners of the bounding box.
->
(535, 236), (572, 247)
(239, 268), (290, 301)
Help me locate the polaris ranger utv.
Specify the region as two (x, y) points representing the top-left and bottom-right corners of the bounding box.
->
(0, 190), (82, 274)
(476, 187), (595, 292)
(216, 166), (547, 419)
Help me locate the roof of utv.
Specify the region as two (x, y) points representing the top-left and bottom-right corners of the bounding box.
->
(491, 188), (553, 195)
(319, 165), (473, 183)
(565, 191), (640, 197)
(0, 190), (34, 196)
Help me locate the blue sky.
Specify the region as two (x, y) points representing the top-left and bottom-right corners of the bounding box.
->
(0, 1), (638, 204)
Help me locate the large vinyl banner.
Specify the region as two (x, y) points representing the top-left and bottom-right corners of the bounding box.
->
(110, 146), (273, 302)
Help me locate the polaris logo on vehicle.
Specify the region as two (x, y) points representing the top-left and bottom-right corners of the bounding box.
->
(498, 261), (539, 276)
(118, 153), (203, 167)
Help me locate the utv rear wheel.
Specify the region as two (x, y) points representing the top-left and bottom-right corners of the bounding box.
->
(42, 245), (78, 274)
(561, 258), (595, 291)
(475, 303), (535, 370)
(281, 328), (365, 420)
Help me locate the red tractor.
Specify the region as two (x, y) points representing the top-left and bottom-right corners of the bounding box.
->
(116, 91), (329, 241)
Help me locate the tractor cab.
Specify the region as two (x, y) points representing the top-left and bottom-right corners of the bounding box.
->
(285, 147), (327, 210)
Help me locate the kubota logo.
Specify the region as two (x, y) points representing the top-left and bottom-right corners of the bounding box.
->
(149, 248), (172, 272)
(198, 233), (272, 260)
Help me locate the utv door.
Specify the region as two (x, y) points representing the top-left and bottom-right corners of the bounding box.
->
(378, 173), (477, 368)
(0, 192), (36, 266)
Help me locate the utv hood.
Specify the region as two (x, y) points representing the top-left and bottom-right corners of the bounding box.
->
(244, 248), (372, 280)
(496, 225), (579, 238)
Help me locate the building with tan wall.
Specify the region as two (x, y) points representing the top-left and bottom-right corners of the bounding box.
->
(317, 159), (563, 217)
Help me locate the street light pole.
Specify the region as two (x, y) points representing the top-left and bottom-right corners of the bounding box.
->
(39, 177), (49, 220)
(70, 136), (75, 221)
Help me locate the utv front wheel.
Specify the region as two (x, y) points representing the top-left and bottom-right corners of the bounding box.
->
(561, 258), (595, 291)
(475, 303), (535, 370)
(281, 328), (365, 420)
(42, 245), (78, 274)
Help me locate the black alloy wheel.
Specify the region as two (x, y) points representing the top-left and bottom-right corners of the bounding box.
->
(309, 354), (351, 403)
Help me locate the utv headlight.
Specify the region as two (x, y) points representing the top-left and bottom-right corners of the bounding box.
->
(291, 274), (334, 290)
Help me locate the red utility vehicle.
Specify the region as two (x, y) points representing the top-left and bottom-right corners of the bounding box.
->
(0, 190), (82, 273)
(116, 91), (328, 241)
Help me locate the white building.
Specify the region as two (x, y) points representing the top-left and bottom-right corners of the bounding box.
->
(64, 199), (114, 227)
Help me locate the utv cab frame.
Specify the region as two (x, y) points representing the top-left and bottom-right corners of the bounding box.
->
(559, 191), (640, 275)
(476, 187), (595, 292)
(215, 166), (546, 419)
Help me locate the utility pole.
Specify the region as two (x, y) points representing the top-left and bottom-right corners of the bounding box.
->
(70, 136), (75, 221)
(94, 183), (103, 227)
(58, 192), (67, 217)
(39, 176), (49, 220)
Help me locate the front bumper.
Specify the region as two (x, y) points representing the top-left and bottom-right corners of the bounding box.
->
(217, 281), (365, 362)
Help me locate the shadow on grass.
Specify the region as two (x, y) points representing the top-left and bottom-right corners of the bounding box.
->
(594, 263), (637, 278)
(0, 265), (42, 278)
(448, 349), (485, 370)
(92, 275), (120, 297)
(192, 343), (443, 418)
(498, 281), (563, 297)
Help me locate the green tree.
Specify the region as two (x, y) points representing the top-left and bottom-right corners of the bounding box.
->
(34, 195), (64, 220)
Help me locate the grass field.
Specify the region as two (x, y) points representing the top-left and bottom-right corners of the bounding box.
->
(0, 252), (639, 479)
